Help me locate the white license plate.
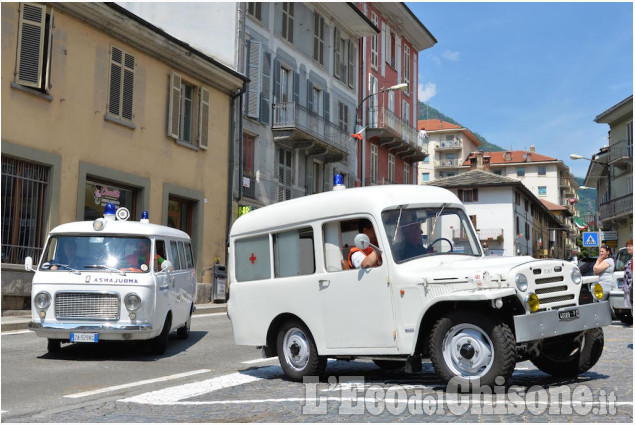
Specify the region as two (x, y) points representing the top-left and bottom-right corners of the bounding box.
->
(70, 333), (98, 343)
(558, 309), (579, 320)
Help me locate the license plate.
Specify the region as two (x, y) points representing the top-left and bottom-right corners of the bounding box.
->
(558, 309), (579, 320)
(70, 333), (98, 343)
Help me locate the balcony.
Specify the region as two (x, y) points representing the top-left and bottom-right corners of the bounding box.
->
(366, 107), (428, 162)
(599, 193), (633, 222)
(608, 139), (633, 166)
(477, 228), (504, 240)
(436, 139), (463, 151)
(434, 158), (463, 169)
(272, 102), (349, 163)
(242, 176), (256, 199)
(364, 177), (395, 186)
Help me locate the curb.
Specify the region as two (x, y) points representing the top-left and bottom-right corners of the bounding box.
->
(1, 303), (226, 333)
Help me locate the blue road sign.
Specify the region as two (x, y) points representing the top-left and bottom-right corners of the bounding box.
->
(582, 231), (600, 247)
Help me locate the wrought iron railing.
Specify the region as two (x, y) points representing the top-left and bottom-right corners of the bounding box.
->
(609, 139), (633, 163)
(437, 139), (463, 150)
(272, 102), (349, 154)
(367, 106), (427, 155)
(599, 193), (633, 221)
(435, 159), (462, 168)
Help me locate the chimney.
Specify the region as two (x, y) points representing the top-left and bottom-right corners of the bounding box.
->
(469, 151), (490, 172)
(530, 145), (535, 153)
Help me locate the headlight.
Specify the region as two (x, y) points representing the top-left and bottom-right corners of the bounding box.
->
(525, 292), (540, 312)
(515, 273), (528, 292)
(593, 283), (604, 301)
(34, 292), (51, 309)
(124, 293), (142, 311)
(570, 267), (582, 285)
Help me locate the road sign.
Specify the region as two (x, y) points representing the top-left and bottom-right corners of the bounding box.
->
(602, 230), (618, 241)
(582, 231), (600, 247)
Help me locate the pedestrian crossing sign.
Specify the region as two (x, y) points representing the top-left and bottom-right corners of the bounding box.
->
(582, 231), (600, 247)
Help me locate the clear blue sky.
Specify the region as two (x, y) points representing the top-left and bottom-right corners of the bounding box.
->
(407, 1), (633, 178)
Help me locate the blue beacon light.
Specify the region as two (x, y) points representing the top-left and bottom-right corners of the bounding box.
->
(140, 210), (150, 223)
(104, 203), (116, 216)
(333, 173), (345, 191)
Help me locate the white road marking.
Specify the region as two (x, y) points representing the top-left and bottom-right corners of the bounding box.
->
(241, 357), (278, 365)
(64, 369), (211, 399)
(119, 366), (280, 405)
(1, 330), (32, 336)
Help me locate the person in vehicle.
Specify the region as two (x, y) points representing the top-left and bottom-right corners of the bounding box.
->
(126, 240), (164, 270)
(50, 239), (77, 270)
(392, 212), (436, 262)
(348, 221), (381, 269)
(594, 245), (615, 299)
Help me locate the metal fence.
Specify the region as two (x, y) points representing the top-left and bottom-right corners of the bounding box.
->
(367, 106), (426, 154)
(599, 193), (633, 221)
(609, 139), (633, 163)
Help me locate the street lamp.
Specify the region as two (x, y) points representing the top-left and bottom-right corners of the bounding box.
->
(355, 83), (409, 187)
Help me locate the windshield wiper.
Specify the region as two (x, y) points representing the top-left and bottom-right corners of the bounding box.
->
(84, 264), (126, 276)
(431, 203), (447, 237)
(392, 205), (404, 243)
(43, 263), (80, 275)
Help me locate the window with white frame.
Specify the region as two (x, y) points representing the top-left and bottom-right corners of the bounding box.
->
(14, 3), (54, 94)
(386, 29), (392, 66)
(247, 2), (262, 21)
(348, 40), (356, 89)
(368, 74), (378, 126)
(281, 3), (294, 43)
(421, 172), (429, 182)
(538, 186), (547, 196)
(370, 12), (378, 69)
(388, 90), (395, 112)
(370, 144), (378, 183)
(313, 12), (324, 65)
(108, 45), (135, 122)
(333, 27), (341, 79)
(167, 72), (210, 149)
(311, 86), (321, 115)
(402, 100), (410, 125)
(404, 44), (410, 95)
(388, 154), (395, 183)
(404, 162), (410, 184)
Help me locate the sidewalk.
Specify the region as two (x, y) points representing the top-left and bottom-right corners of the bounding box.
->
(1, 302), (226, 333)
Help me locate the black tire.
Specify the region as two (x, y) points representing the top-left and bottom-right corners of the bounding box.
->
(276, 320), (326, 381)
(373, 359), (405, 370)
(429, 310), (516, 387)
(177, 305), (193, 340)
(618, 312), (633, 326)
(47, 339), (62, 353)
(531, 328), (604, 377)
(150, 315), (172, 355)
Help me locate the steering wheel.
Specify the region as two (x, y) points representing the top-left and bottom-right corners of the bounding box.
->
(429, 238), (453, 252)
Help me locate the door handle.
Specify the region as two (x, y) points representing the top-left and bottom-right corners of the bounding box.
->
(319, 279), (330, 288)
(171, 277), (175, 287)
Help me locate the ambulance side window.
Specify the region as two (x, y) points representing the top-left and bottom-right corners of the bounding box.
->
(273, 227), (315, 278)
(235, 235), (270, 282)
(323, 218), (378, 272)
(155, 240), (167, 271)
(184, 242), (194, 269)
(177, 242), (188, 270)
(170, 240), (182, 270)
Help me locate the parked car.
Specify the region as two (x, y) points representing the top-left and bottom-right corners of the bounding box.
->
(578, 256), (598, 277)
(609, 247), (633, 325)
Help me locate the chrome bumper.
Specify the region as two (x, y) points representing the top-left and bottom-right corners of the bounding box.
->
(29, 321), (152, 332)
(513, 302), (612, 343)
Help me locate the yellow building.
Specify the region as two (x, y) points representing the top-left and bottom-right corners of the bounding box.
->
(1, 3), (246, 307)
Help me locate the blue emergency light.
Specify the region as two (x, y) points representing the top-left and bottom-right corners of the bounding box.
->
(333, 173), (345, 191)
(104, 203), (116, 216)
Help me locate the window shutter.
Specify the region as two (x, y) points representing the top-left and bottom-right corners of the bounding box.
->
(333, 28), (340, 78)
(44, 9), (54, 90)
(293, 71), (299, 105)
(396, 36), (401, 83)
(245, 40), (261, 119)
(260, 51), (271, 124)
(198, 87), (210, 149)
(381, 23), (386, 77)
(167, 71), (182, 139)
(306, 80), (313, 111)
(16, 3), (46, 88)
(122, 52), (135, 120)
(108, 46), (123, 116)
(473, 188), (478, 202)
(323, 91), (330, 122)
(348, 40), (356, 89)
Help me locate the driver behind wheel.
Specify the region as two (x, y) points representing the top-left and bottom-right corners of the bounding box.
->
(393, 213), (434, 262)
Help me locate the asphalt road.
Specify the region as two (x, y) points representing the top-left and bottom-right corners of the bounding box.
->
(1, 314), (632, 422)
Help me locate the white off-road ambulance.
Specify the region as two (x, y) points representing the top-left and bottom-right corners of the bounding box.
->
(228, 181), (612, 386)
(26, 204), (196, 354)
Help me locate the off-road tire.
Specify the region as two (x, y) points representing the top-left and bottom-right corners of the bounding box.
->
(429, 310), (516, 388)
(276, 320), (326, 381)
(531, 327), (604, 377)
(150, 315), (172, 355)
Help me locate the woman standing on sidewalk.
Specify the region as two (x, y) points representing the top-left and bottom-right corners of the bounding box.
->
(594, 245), (615, 300)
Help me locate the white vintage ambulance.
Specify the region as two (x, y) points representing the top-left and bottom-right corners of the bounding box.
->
(228, 182), (612, 386)
(26, 204), (196, 354)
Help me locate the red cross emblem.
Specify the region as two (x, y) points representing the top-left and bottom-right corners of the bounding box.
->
(249, 253), (256, 264)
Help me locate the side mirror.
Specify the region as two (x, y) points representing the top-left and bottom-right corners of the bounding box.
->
(354, 233), (371, 250)
(160, 260), (172, 272)
(25, 256), (34, 272)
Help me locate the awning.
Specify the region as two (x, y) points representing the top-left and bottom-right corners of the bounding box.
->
(574, 216), (588, 230)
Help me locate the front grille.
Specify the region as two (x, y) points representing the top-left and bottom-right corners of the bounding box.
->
(55, 292), (120, 320)
(535, 285), (568, 295)
(538, 294), (575, 305)
(536, 276), (564, 285)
